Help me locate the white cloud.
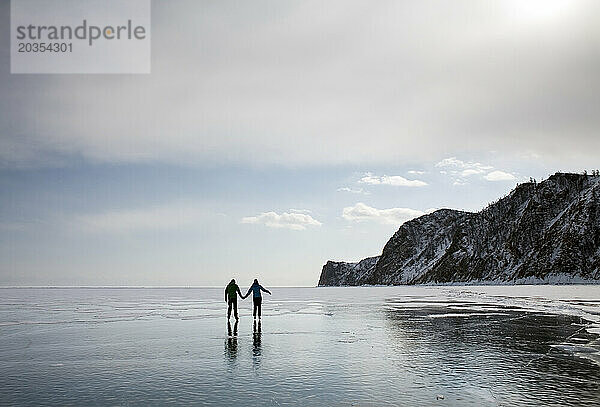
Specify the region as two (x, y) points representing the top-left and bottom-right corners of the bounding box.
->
(461, 168), (484, 177)
(437, 156), (518, 184)
(407, 170), (426, 175)
(342, 203), (424, 225)
(337, 187), (369, 195)
(241, 211), (322, 231)
(289, 208), (312, 214)
(436, 157), (463, 168)
(484, 170), (516, 181)
(359, 173), (427, 187)
(74, 204), (209, 233)
(436, 157), (493, 173)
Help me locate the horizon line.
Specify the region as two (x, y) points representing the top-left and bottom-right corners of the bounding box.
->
(0, 285), (318, 289)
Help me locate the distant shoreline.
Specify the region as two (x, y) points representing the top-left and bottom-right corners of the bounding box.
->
(1, 282), (599, 289)
(0, 285), (315, 289)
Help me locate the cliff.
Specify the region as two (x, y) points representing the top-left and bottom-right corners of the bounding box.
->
(318, 173), (600, 286)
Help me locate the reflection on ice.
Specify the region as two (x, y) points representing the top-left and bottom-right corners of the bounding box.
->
(253, 319), (262, 368)
(225, 319), (239, 363)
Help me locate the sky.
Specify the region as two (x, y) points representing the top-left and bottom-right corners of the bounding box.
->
(1, 0), (600, 286)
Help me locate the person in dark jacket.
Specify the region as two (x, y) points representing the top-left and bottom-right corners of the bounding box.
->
(225, 279), (243, 320)
(243, 279), (271, 319)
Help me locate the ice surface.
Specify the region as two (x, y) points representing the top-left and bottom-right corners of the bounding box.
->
(0, 286), (599, 406)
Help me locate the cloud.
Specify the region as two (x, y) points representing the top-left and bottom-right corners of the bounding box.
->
(436, 156), (493, 185)
(484, 170), (516, 181)
(407, 170), (426, 175)
(342, 203), (424, 225)
(461, 169), (484, 177)
(436, 156), (518, 184)
(3, 1), (599, 169)
(436, 157), (493, 174)
(74, 204), (210, 233)
(241, 211), (322, 231)
(337, 187), (369, 195)
(289, 208), (313, 214)
(359, 173), (427, 187)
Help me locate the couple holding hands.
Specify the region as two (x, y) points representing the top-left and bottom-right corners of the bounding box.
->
(225, 278), (271, 320)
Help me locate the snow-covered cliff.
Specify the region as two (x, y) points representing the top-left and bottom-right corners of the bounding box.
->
(318, 256), (379, 286)
(318, 172), (600, 286)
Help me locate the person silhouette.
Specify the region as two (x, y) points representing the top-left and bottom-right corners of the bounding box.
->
(243, 279), (271, 319)
(225, 279), (244, 320)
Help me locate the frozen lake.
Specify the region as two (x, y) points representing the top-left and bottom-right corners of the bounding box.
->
(1, 286), (599, 406)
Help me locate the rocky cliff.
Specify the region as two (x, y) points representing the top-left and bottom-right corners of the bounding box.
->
(318, 256), (379, 286)
(319, 173), (600, 286)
